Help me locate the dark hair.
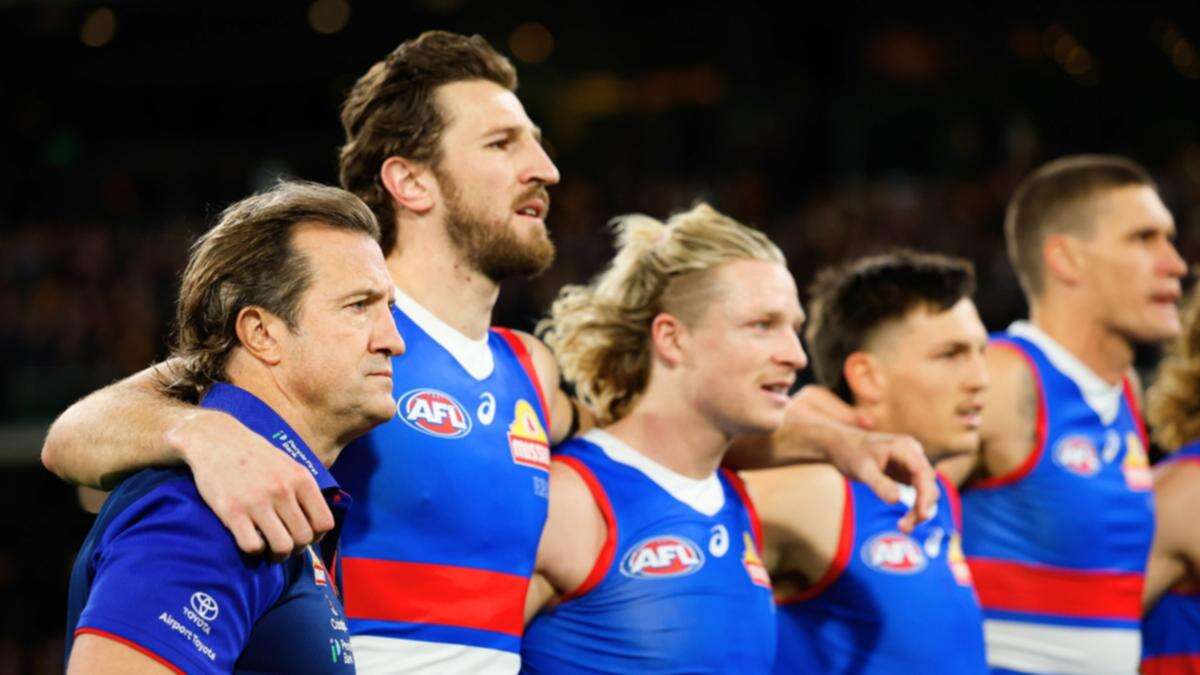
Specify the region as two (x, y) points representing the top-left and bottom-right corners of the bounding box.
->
(160, 180), (380, 401)
(338, 30), (518, 256)
(806, 249), (976, 401)
(1006, 154), (1156, 297)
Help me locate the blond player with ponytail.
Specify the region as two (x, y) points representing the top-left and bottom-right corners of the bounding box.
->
(519, 202), (799, 672)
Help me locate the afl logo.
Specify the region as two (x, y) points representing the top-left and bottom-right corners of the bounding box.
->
(620, 535), (705, 579)
(862, 532), (927, 574)
(1054, 435), (1100, 477)
(398, 389), (472, 438)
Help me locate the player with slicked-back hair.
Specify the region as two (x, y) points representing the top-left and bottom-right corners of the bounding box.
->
(1141, 282), (1200, 674)
(747, 250), (990, 675)
(947, 155), (1187, 674)
(522, 203), (798, 673)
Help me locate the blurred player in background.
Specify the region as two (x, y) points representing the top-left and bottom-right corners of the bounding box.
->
(954, 155), (1186, 674)
(520, 204), (794, 673)
(66, 182), (403, 673)
(41, 31), (937, 674)
(746, 251), (989, 675)
(1141, 280), (1200, 675)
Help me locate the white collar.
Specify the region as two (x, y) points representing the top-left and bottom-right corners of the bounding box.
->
(1008, 320), (1122, 425)
(393, 286), (494, 380)
(583, 428), (725, 516)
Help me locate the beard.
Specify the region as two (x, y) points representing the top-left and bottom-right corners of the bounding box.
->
(437, 168), (556, 282)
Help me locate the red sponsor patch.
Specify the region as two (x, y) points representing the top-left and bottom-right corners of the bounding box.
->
(398, 389), (472, 439)
(1053, 435), (1101, 477)
(862, 532), (927, 574)
(620, 536), (705, 579)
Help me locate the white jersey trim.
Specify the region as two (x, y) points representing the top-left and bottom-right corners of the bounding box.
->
(1007, 321), (1123, 425)
(584, 428), (725, 516)
(393, 286), (494, 381)
(983, 618), (1140, 675)
(349, 635), (519, 675)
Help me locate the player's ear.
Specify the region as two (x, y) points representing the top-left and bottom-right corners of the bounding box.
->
(843, 351), (883, 405)
(234, 306), (285, 366)
(1043, 233), (1083, 287)
(650, 312), (687, 367)
(380, 157), (435, 215)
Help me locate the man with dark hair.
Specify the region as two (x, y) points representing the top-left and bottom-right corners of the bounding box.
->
(65, 181), (403, 673)
(43, 31), (937, 673)
(951, 155), (1186, 673)
(744, 250), (990, 675)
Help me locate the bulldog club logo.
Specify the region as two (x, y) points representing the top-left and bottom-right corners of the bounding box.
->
(620, 535), (705, 579)
(398, 389), (472, 438)
(1054, 435), (1101, 477)
(862, 532), (928, 574)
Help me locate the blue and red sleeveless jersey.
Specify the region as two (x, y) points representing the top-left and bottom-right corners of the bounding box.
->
(520, 430), (777, 674)
(774, 473), (987, 674)
(961, 328), (1154, 673)
(332, 300), (551, 672)
(1142, 440), (1200, 675)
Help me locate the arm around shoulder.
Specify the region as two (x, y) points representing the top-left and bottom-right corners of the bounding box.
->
(44, 359), (333, 559)
(42, 361), (194, 488)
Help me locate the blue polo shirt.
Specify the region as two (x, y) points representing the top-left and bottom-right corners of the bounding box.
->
(65, 382), (356, 673)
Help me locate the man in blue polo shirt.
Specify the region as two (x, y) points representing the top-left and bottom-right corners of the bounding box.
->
(65, 180), (404, 673)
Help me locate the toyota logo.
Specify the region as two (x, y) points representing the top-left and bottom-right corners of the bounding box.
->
(190, 592), (220, 621)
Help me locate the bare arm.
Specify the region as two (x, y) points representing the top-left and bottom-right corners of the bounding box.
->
(975, 346), (1040, 483)
(1144, 461), (1200, 611)
(41, 361), (333, 559)
(741, 464), (845, 596)
(68, 633), (177, 674)
(726, 385), (938, 533)
(524, 459), (607, 624)
(43, 363), (196, 488)
(514, 330), (594, 444)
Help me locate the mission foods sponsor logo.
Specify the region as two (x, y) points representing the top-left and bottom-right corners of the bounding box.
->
(862, 532), (927, 574)
(741, 531), (772, 588)
(398, 389), (472, 438)
(508, 399), (550, 470)
(947, 532), (974, 587)
(1054, 435), (1101, 477)
(1123, 431), (1153, 491)
(621, 535), (705, 579)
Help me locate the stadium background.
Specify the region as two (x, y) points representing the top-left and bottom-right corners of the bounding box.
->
(4, 1), (1200, 671)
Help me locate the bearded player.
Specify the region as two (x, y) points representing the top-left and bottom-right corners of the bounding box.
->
(41, 31), (937, 673)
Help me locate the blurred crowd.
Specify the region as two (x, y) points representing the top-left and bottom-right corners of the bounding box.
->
(8, 153), (1200, 427)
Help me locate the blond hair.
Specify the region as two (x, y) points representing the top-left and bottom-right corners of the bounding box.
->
(1147, 281), (1200, 449)
(538, 203), (784, 424)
